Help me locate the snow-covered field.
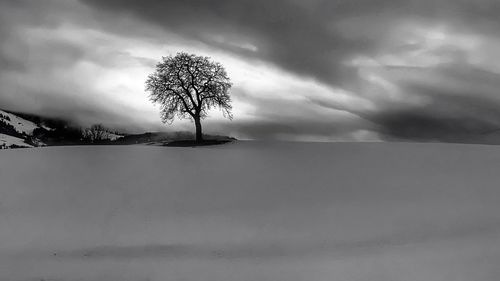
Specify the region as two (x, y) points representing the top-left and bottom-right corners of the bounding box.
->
(1, 141), (500, 281)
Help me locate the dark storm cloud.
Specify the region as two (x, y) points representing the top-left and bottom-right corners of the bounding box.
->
(80, 0), (500, 84)
(80, 0), (372, 85)
(368, 66), (500, 142)
(372, 109), (497, 142)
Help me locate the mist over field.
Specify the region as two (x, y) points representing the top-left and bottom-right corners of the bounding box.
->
(1, 141), (500, 281)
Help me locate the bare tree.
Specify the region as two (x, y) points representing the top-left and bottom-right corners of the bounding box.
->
(145, 52), (232, 142)
(83, 124), (107, 143)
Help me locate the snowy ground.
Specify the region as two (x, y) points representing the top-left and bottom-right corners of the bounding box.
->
(1, 141), (500, 281)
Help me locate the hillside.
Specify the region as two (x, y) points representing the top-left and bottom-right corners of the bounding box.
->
(1, 142), (500, 281)
(0, 133), (33, 149)
(0, 109), (41, 148)
(0, 110), (39, 135)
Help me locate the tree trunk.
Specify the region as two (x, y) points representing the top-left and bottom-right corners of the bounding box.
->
(194, 116), (203, 143)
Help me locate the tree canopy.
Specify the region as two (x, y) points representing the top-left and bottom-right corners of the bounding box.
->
(145, 53), (232, 142)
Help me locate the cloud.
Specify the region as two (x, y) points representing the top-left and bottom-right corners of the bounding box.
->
(355, 64), (500, 141)
(80, 0), (371, 85)
(79, 0), (500, 83)
(0, 1), (163, 131)
(3, 0), (500, 140)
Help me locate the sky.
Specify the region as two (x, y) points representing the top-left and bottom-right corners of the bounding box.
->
(2, 0), (500, 141)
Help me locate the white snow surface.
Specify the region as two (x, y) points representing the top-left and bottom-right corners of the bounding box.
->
(1, 141), (500, 281)
(0, 133), (33, 148)
(0, 110), (39, 135)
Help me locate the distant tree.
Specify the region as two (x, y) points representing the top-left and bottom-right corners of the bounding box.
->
(145, 52), (233, 143)
(83, 124), (107, 143)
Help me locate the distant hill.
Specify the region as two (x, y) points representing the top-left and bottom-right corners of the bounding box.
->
(0, 109), (43, 148)
(1, 109), (104, 148)
(0, 109), (234, 149)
